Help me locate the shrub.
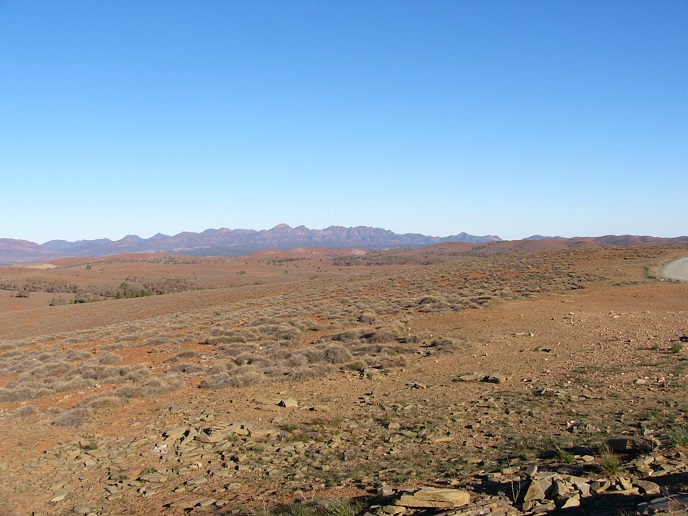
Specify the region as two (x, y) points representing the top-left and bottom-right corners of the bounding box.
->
(261, 497), (363, 516)
(79, 394), (123, 410)
(52, 408), (93, 427)
(360, 331), (397, 343)
(52, 377), (97, 392)
(94, 352), (124, 365)
(123, 366), (152, 382)
(116, 375), (185, 398)
(168, 363), (205, 375)
(73, 292), (96, 303)
(207, 362), (237, 375)
(286, 353), (308, 368)
(13, 405), (38, 418)
(668, 426), (688, 447)
(302, 344), (352, 365)
(65, 350), (91, 361)
(21, 360), (74, 379)
(0, 383), (53, 402)
(220, 343), (257, 356)
(427, 338), (457, 351)
(321, 344), (353, 364)
(164, 351), (201, 363)
(598, 445), (621, 474)
(287, 363), (333, 381)
(341, 359), (368, 371)
(199, 369), (263, 389)
(358, 311), (377, 324)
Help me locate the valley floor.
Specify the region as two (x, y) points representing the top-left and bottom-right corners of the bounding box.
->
(0, 247), (687, 515)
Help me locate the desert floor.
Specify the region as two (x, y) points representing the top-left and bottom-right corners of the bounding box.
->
(0, 244), (687, 515)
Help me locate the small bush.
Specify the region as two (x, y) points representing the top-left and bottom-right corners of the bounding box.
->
(73, 292), (96, 303)
(557, 448), (575, 464)
(329, 331), (361, 344)
(13, 405), (38, 418)
(168, 363), (205, 375)
(285, 353), (308, 368)
(123, 366), (152, 382)
(65, 350), (91, 361)
(0, 384), (53, 402)
(598, 445), (621, 474)
(261, 498), (363, 516)
(115, 375), (185, 398)
(360, 331), (396, 343)
(340, 359), (368, 371)
(79, 394), (123, 410)
(164, 351), (201, 363)
(220, 343), (257, 356)
(304, 344), (353, 365)
(358, 311), (377, 324)
(287, 363), (333, 381)
(199, 369), (263, 389)
(428, 338), (457, 351)
(52, 377), (97, 392)
(52, 408), (93, 427)
(94, 352), (124, 365)
(668, 426), (688, 447)
(207, 362), (237, 375)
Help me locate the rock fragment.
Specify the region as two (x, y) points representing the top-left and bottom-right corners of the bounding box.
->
(396, 487), (470, 509)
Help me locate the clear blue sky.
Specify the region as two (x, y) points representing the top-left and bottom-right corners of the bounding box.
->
(1, 1), (686, 243)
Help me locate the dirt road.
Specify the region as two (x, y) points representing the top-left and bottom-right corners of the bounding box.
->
(662, 255), (688, 281)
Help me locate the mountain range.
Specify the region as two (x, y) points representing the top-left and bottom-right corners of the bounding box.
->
(2, 225), (687, 265)
(0, 224), (501, 264)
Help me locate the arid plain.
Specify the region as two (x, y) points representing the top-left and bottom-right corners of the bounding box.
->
(1, 242), (687, 515)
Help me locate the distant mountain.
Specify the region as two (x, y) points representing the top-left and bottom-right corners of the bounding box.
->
(0, 225), (502, 264)
(0, 238), (55, 262)
(3, 227), (687, 266)
(524, 235), (565, 240)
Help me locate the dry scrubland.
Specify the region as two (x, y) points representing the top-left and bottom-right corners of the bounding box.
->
(0, 245), (687, 515)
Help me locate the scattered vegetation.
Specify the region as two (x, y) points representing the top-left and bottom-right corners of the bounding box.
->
(2, 275), (200, 304)
(256, 498), (364, 516)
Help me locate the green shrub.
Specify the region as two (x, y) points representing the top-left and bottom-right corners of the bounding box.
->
(598, 446), (621, 474)
(668, 426), (688, 447)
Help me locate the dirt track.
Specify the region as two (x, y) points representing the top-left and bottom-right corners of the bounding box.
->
(662, 256), (688, 281)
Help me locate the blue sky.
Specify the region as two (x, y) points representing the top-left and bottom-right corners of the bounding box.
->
(1, 1), (686, 243)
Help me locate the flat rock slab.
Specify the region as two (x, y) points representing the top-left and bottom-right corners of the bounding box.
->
(49, 490), (69, 503)
(634, 479), (660, 495)
(397, 487), (470, 508)
(454, 372), (485, 382)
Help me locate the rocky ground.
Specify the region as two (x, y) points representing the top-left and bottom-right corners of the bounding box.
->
(0, 246), (687, 515)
